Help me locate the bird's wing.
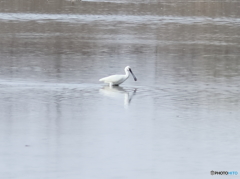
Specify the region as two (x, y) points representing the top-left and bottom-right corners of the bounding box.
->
(99, 75), (124, 82)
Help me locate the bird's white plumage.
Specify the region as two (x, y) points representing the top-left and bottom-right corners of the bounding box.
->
(99, 66), (137, 86)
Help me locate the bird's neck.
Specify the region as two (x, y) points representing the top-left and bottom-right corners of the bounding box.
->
(125, 70), (130, 77)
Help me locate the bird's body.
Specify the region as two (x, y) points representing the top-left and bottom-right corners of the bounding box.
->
(99, 75), (128, 86)
(99, 66), (137, 86)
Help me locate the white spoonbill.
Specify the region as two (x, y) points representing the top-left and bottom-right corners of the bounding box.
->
(99, 66), (137, 86)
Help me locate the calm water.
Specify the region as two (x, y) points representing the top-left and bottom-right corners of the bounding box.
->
(0, 0), (240, 179)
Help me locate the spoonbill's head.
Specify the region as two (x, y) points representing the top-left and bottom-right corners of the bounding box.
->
(125, 66), (137, 81)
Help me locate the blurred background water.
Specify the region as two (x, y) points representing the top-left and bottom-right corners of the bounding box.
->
(0, 0), (240, 179)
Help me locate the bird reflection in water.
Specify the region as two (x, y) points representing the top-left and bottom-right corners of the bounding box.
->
(99, 86), (137, 108)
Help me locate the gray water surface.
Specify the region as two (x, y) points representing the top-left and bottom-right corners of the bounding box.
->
(0, 1), (240, 179)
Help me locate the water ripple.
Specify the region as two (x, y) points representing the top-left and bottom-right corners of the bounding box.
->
(1, 13), (240, 26)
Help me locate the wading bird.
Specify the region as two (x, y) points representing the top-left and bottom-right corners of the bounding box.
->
(99, 66), (137, 86)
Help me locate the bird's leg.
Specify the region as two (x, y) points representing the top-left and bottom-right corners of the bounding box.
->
(109, 82), (113, 87)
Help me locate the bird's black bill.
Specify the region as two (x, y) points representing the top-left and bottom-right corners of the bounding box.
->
(129, 69), (137, 81)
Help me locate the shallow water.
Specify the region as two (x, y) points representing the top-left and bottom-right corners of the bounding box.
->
(0, 1), (240, 179)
